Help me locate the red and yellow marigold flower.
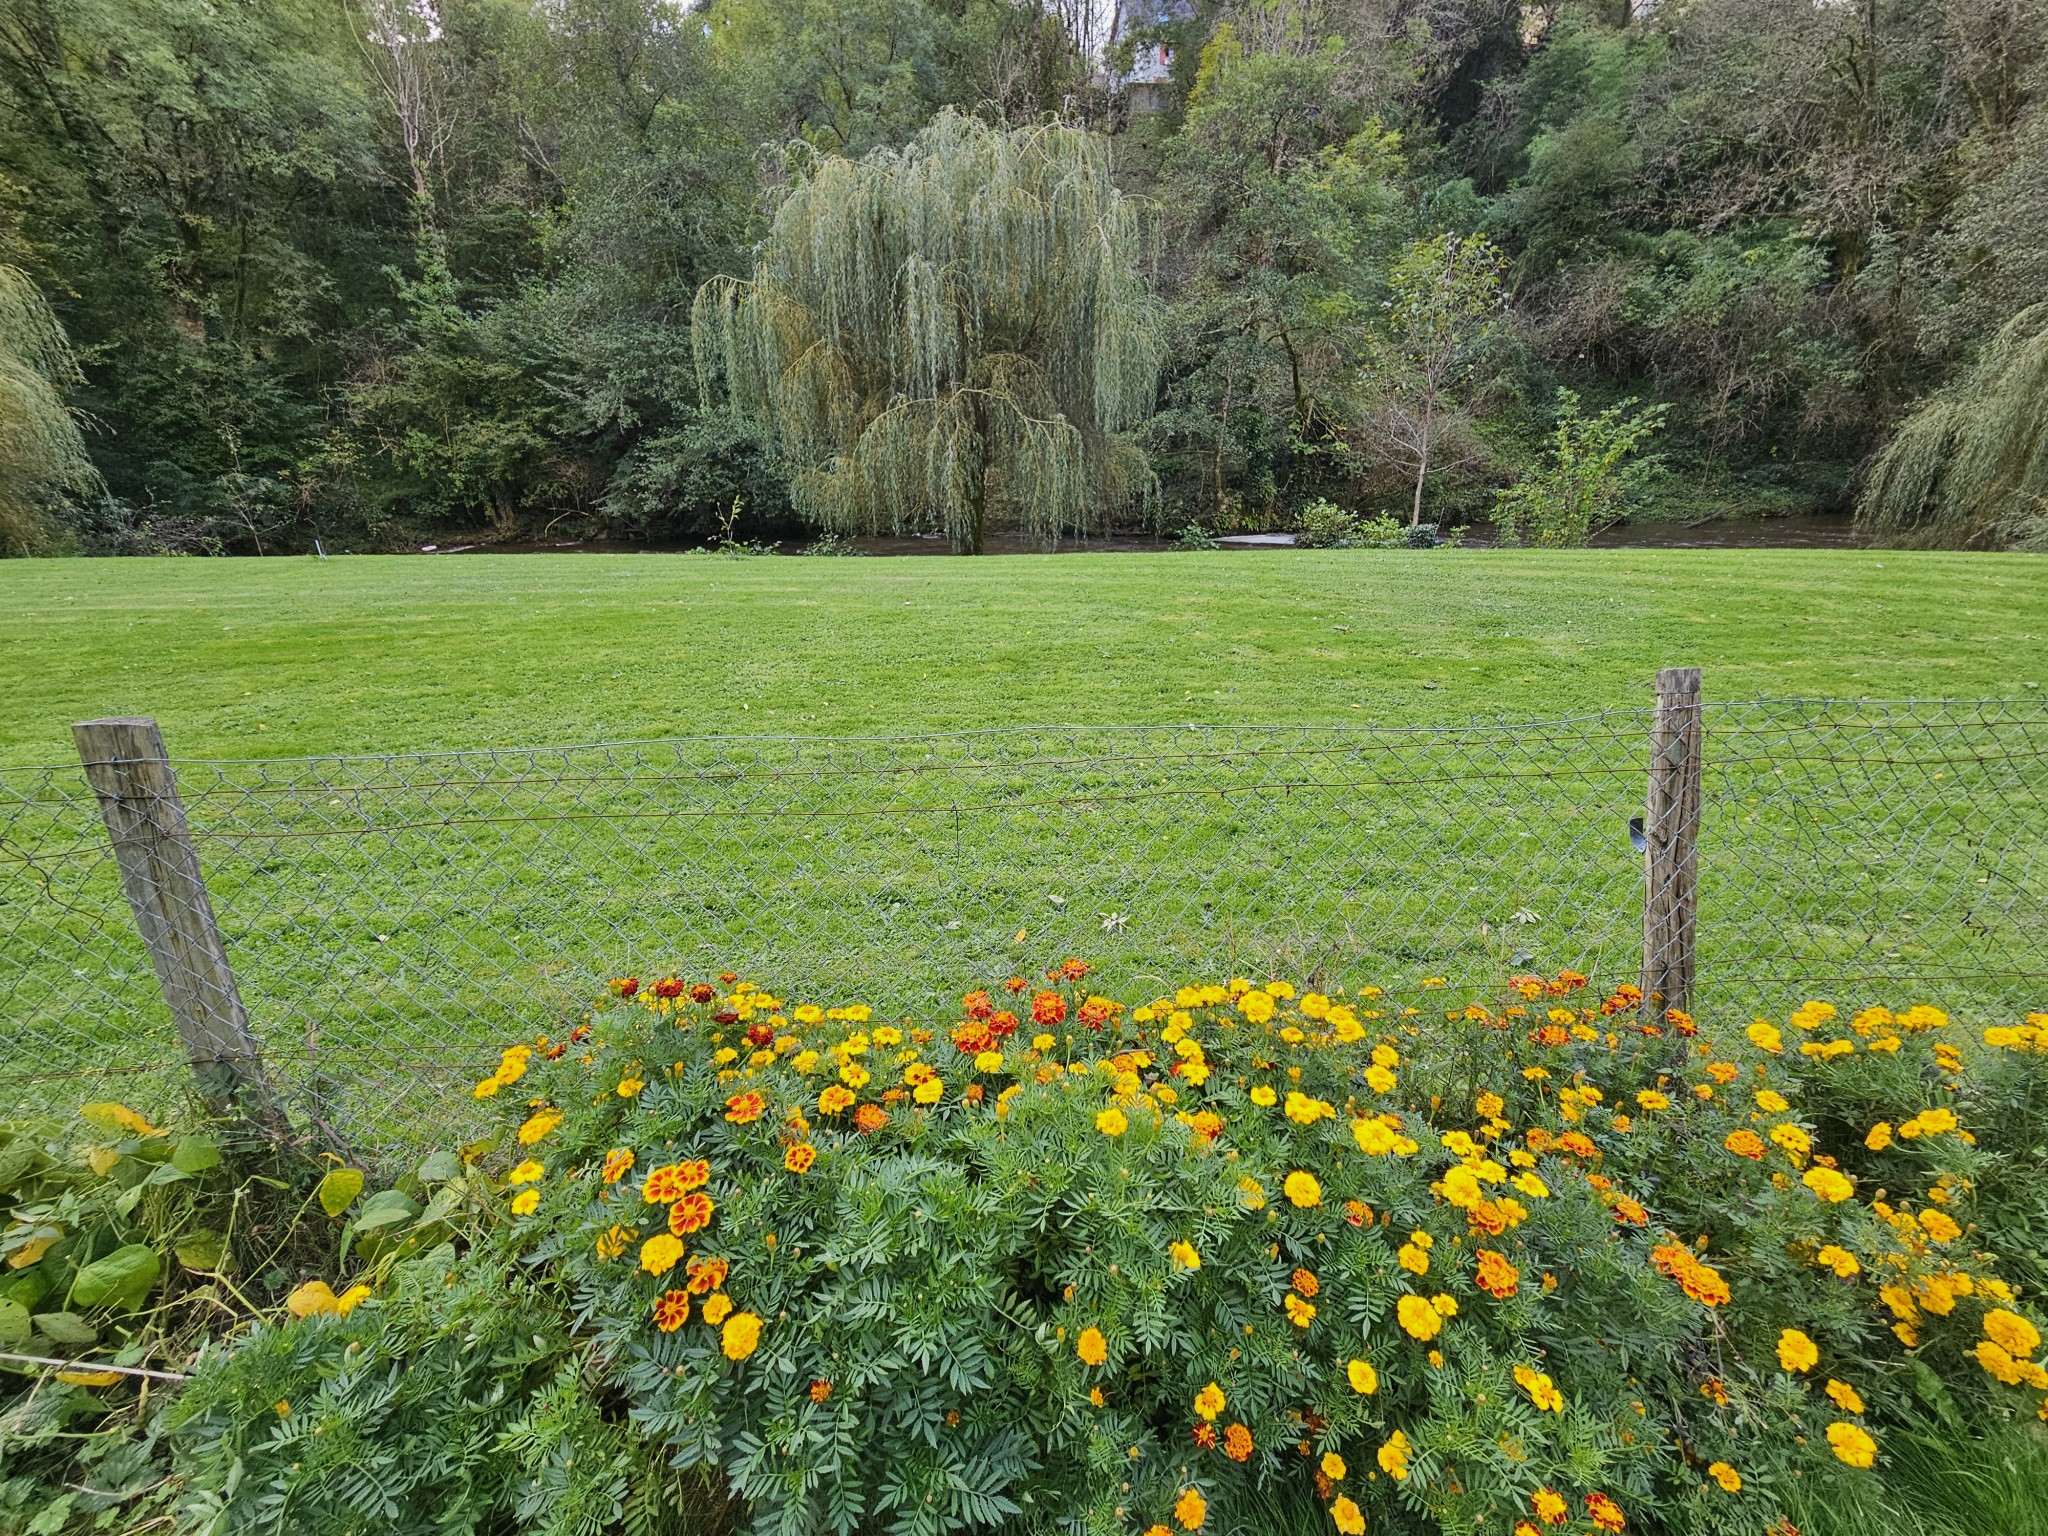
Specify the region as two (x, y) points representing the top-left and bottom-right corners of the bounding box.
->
(784, 1143), (816, 1174)
(725, 1090), (766, 1124)
(601, 1148), (634, 1184)
(1585, 1492), (1626, 1532)
(652, 1290), (691, 1332)
(818, 1085), (856, 1115)
(685, 1255), (728, 1295)
(668, 1191), (715, 1237)
(1531, 1487), (1567, 1526)
(1475, 1249), (1520, 1298)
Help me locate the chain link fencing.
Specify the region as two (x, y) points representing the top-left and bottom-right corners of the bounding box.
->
(3, 698), (2044, 1157)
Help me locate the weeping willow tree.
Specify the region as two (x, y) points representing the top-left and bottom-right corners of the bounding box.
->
(1859, 303), (2048, 551)
(694, 111), (1162, 553)
(0, 266), (98, 556)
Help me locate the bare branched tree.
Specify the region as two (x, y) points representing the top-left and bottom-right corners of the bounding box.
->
(350, 0), (455, 230)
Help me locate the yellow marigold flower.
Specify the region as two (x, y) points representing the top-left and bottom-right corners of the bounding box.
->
(1320, 1451), (1346, 1480)
(1077, 1326), (1108, 1366)
(595, 1224), (634, 1259)
(1283, 1170), (1322, 1207)
(1920, 1208), (1962, 1244)
(1777, 1328), (1819, 1373)
(1096, 1107), (1128, 1137)
(334, 1283), (372, 1316)
(1755, 1089), (1789, 1113)
(1826, 1378), (1865, 1414)
(1513, 1364), (1563, 1413)
(1866, 1121), (1894, 1150)
(1398, 1239), (1429, 1275)
(1248, 1085), (1277, 1107)
(1330, 1496), (1364, 1535)
(700, 1291), (734, 1326)
(617, 1074), (645, 1097)
(1363, 1064), (1397, 1094)
(721, 1311), (762, 1361)
(1377, 1429), (1412, 1481)
(1238, 991), (1275, 1023)
(1803, 1166), (1855, 1203)
(508, 1188), (539, 1215)
(517, 1108), (563, 1145)
(1707, 1462), (1741, 1493)
(639, 1234), (684, 1276)
(1173, 1487), (1206, 1530)
(1396, 1294), (1442, 1341)
(1532, 1487), (1567, 1525)
(507, 1159), (545, 1185)
(1169, 1240), (1201, 1271)
(1815, 1244), (1861, 1278)
(839, 1062), (870, 1089)
(473, 1075), (503, 1099)
(1985, 1309), (2042, 1357)
(1284, 1092), (1335, 1125)
(1345, 1358), (1378, 1395)
(1238, 1177), (1266, 1211)
(1826, 1420), (1876, 1468)
(1283, 1293), (1317, 1327)
(1770, 1123), (1811, 1159)
(1513, 1171), (1550, 1199)
(1430, 1293), (1457, 1317)
(1194, 1381), (1226, 1420)
(913, 1077), (944, 1105)
(1747, 1021), (1783, 1054)
(1636, 1090), (1669, 1111)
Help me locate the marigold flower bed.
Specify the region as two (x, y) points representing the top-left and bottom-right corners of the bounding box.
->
(474, 967), (2048, 1536)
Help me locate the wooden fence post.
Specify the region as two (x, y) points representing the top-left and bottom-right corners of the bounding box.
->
(1641, 668), (1703, 1032)
(73, 718), (286, 1129)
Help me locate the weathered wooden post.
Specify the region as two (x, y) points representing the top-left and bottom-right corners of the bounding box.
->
(1640, 668), (1703, 1033)
(73, 717), (286, 1129)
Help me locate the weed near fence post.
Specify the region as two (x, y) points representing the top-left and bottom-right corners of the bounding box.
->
(71, 717), (287, 1132)
(1640, 667), (1703, 1035)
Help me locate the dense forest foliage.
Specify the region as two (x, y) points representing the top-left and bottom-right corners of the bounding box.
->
(2, 0), (2043, 555)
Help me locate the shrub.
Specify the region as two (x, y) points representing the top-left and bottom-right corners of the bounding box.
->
(463, 970), (2048, 1536)
(1494, 391), (1667, 547)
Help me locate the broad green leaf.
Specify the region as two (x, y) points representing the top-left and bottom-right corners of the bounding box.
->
(32, 1310), (97, 1346)
(416, 1150), (460, 1183)
(0, 1139), (42, 1191)
(0, 1298), (28, 1347)
(350, 1190), (419, 1232)
(68, 1244), (159, 1312)
(315, 1167), (364, 1217)
(174, 1228), (226, 1272)
(170, 1136), (221, 1174)
(0, 1268), (50, 1310)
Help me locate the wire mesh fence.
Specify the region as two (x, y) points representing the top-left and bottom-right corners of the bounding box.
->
(3, 697), (2044, 1155)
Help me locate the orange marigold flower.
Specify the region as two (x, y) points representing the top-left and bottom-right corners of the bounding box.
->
(1056, 958), (1091, 982)
(784, 1143), (817, 1174)
(1222, 1422), (1253, 1462)
(810, 1378), (832, 1403)
(685, 1255), (728, 1295)
(653, 1290), (691, 1332)
(1031, 991), (1068, 1026)
(725, 1090), (766, 1124)
(1586, 1492), (1626, 1532)
(1292, 1268), (1320, 1298)
(1724, 1129), (1766, 1160)
(668, 1190), (716, 1237)
(962, 989), (996, 1020)
(855, 1103), (889, 1132)
(1077, 1327), (1108, 1366)
(1475, 1249), (1520, 1299)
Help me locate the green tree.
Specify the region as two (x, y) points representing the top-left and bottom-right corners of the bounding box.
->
(1493, 388), (1667, 546)
(1357, 231), (1509, 525)
(0, 264), (97, 553)
(693, 110), (1162, 553)
(1858, 303), (2048, 550)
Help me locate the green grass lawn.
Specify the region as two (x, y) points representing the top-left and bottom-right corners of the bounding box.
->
(2, 548), (2044, 763)
(3, 549), (2044, 1146)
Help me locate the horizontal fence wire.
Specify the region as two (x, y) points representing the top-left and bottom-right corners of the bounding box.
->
(3, 700), (2044, 1155)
